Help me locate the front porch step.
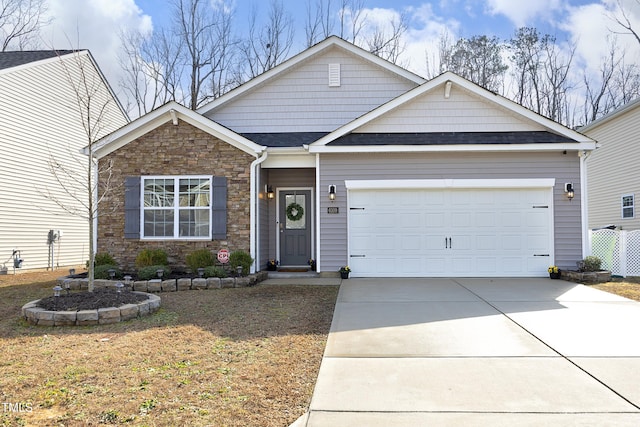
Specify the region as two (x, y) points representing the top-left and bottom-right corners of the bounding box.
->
(267, 271), (319, 279)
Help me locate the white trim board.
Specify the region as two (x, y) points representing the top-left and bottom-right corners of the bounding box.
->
(345, 179), (556, 190)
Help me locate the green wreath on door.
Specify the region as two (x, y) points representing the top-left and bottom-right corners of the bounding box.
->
(286, 202), (304, 221)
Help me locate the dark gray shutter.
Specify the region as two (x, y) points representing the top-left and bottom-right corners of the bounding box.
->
(212, 176), (227, 240)
(124, 177), (141, 239)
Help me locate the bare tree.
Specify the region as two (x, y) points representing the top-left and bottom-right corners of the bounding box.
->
(365, 11), (408, 63)
(440, 35), (508, 93)
(338, 0), (365, 43)
(305, 0), (334, 47)
(0, 0), (49, 51)
(174, 0), (237, 110)
(240, 0), (294, 79)
(41, 51), (122, 291)
(608, 0), (640, 45)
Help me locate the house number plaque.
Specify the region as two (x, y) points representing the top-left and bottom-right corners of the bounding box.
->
(327, 207), (339, 214)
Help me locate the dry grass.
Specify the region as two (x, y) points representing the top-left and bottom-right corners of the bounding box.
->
(591, 278), (640, 302)
(0, 270), (338, 426)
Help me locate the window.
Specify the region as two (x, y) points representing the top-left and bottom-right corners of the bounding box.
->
(622, 194), (635, 219)
(142, 176), (212, 239)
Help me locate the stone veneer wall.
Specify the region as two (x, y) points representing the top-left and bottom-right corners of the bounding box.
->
(97, 120), (255, 270)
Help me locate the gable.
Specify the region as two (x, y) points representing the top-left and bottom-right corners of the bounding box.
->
(203, 43), (421, 133)
(310, 72), (595, 152)
(357, 83), (545, 133)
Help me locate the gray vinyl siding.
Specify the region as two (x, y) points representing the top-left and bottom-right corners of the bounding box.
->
(206, 46), (419, 133)
(359, 86), (544, 133)
(319, 152), (582, 273)
(262, 168), (316, 264)
(0, 53), (128, 270)
(584, 106), (640, 230)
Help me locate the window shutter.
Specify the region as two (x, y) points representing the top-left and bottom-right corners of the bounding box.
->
(124, 177), (141, 239)
(212, 176), (227, 240)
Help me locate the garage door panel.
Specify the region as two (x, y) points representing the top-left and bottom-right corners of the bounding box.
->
(348, 188), (553, 277)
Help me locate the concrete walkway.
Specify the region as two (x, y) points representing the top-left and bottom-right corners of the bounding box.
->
(295, 278), (640, 426)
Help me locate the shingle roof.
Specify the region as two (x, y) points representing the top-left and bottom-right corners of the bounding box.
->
(0, 50), (75, 71)
(328, 131), (576, 146)
(241, 132), (329, 147)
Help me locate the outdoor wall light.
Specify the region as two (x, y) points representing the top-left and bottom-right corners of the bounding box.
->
(565, 183), (574, 201)
(328, 185), (336, 201)
(266, 185), (275, 200)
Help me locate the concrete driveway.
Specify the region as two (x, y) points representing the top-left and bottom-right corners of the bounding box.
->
(296, 278), (640, 426)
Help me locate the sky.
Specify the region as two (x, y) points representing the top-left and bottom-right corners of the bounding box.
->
(37, 0), (640, 108)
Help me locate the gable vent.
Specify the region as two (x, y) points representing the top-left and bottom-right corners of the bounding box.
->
(328, 63), (341, 87)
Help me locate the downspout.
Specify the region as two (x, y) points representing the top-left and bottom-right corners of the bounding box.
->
(250, 150), (268, 273)
(580, 149), (591, 258)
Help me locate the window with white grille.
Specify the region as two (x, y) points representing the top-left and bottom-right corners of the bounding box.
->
(622, 194), (635, 219)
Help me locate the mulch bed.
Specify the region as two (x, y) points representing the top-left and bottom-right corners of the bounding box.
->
(36, 289), (150, 311)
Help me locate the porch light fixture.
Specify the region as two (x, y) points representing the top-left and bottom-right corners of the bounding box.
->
(565, 183), (574, 201)
(266, 185), (275, 200)
(328, 185), (336, 201)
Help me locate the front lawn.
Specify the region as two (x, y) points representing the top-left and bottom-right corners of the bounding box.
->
(0, 270), (338, 426)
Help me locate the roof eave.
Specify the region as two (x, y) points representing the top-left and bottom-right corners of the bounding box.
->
(308, 142), (597, 154)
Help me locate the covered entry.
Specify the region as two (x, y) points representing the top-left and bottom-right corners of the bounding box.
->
(347, 180), (554, 277)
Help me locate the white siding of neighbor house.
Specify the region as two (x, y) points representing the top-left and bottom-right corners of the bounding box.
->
(583, 104), (640, 231)
(205, 46), (419, 133)
(0, 52), (128, 271)
(318, 152), (582, 273)
(358, 85), (545, 133)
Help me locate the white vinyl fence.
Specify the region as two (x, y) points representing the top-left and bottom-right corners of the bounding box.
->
(589, 229), (640, 277)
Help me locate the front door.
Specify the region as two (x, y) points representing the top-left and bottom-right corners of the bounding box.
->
(279, 190), (311, 266)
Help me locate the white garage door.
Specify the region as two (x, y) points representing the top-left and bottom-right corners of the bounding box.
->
(348, 186), (553, 277)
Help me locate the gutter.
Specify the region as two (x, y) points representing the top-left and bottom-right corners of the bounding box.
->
(250, 150), (268, 273)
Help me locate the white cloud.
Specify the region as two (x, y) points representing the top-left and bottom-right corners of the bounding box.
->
(484, 0), (563, 27)
(563, 2), (640, 72)
(41, 0), (153, 103)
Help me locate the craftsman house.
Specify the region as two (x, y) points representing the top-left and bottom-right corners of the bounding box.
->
(92, 36), (595, 277)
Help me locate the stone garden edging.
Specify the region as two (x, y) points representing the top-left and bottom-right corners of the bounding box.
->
(54, 271), (269, 292)
(22, 292), (161, 326)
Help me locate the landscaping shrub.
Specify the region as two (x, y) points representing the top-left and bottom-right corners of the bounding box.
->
(204, 266), (227, 278)
(186, 249), (215, 272)
(229, 250), (253, 276)
(94, 264), (123, 280)
(137, 265), (173, 281)
(583, 256), (602, 272)
(135, 249), (168, 268)
(94, 252), (117, 266)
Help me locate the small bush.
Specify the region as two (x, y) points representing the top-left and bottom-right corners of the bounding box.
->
(94, 264), (123, 280)
(229, 250), (253, 276)
(135, 249), (168, 268)
(583, 256), (602, 272)
(94, 252), (117, 266)
(204, 266), (227, 278)
(186, 249), (215, 272)
(137, 265), (173, 281)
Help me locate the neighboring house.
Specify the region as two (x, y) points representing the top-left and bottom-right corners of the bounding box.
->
(0, 50), (129, 272)
(92, 36), (595, 278)
(581, 99), (640, 231)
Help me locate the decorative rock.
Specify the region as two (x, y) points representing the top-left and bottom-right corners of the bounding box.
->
(192, 278), (207, 289)
(119, 304), (139, 321)
(98, 307), (121, 324)
(177, 278), (192, 291)
(220, 278), (235, 288)
(161, 279), (176, 292)
(138, 302), (150, 316)
(147, 279), (162, 293)
(207, 277), (221, 289)
(93, 279), (109, 289)
(76, 310), (99, 326)
(133, 281), (148, 292)
(235, 277), (250, 288)
(53, 311), (77, 326)
(146, 294), (162, 312)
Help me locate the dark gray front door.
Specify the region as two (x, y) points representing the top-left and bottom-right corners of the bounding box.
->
(279, 190), (311, 266)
